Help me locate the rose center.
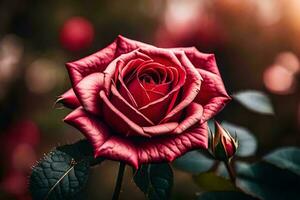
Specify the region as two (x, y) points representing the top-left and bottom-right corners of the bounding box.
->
(139, 71), (161, 85)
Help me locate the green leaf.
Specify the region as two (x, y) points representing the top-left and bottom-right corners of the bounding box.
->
(208, 120), (215, 133)
(233, 90), (274, 115)
(57, 140), (94, 160)
(221, 122), (257, 157)
(57, 140), (105, 166)
(173, 150), (215, 174)
(133, 163), (173, 200)
(236, 162), (300, 200)
(30, 142), (91, 200)
(217, 161), (248, 179)
(197, 191), (255, 200)
(263, 147), (300, 175)
(193, 172), (236, 192)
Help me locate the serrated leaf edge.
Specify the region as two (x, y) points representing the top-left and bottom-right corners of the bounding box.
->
(44, 158), (87, 200)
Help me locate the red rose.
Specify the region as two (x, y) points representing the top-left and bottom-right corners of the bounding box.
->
(58, 35), (230, 169)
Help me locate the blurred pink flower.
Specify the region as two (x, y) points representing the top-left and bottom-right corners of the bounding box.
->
(0, 120), (40, 199)
(60, 16), (95, 52)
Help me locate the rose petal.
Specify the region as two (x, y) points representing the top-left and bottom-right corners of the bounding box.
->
(100, 91), (150, 137)
(66, 35), (152, 86)
(139, 63), (171, 97)
(171, 47), (221, 75)
(173, 102), (203, 134)
(143, 122), (178, 136)
(57, 89), (80, 109)
(137, 49), (186, 123)
(74, 72), (106, 115)
(139, 47), (182, 67)
(66, 41), (117, 85)
(103, 49), (151, 92)
(110, 85), (154, 126)
(118, 58), (145, 107)
(115, 35), (152, 57)
(126, 61), (172, 109)
(126, 73), (151, 107)
(195, 69), (231, 121)
(137, 122), (208, 164)
(64, 108), (208, 168)
(161, 51), (202, 123)
(95, 136), (139, 169)
(64, 107), (110, 152)
(144, 82), (171, 101)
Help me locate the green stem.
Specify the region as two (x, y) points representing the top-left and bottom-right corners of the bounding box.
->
(112, 162), (126, 200)
(224, 160), (236, 185)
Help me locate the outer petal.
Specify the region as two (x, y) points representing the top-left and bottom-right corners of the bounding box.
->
(64, 107), (110, 152)
(95, 136), (139, 169)
(66, 35), (152, 86)
(172, 47), (231, 121)
(101, 88), (179, 137)
(173, 102), (203, 134)
(171, 47), (221, 75)
(57, 89), (80, 109)
(195, 69), (231, 121)
(137, 122), (209, 164)
(73, 72), (106, 115)
(161, 51), (202, 123)
(115, 35), (152, 57)
(66, 41), (117, 85)
(143, 122), (178, 136)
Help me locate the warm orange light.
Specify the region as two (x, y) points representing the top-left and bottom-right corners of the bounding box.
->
(275, 52), (300, 74)
(263, 64), (296, 95)
(164, 0), (202, 37)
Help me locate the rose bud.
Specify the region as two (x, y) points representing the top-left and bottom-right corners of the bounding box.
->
(210, 121), (238, 161)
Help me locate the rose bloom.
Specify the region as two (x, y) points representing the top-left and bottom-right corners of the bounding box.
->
(58, 35), (230, 169)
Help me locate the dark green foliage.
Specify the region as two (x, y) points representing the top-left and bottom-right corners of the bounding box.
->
(236, 162), (300, 200)
(233, 90), (274, 115)
(173, 150), (214, 174)
(134, 163), (173, 200)
(29, 140), (94, 200)
(263, 147), (300, 175)
(197, 191), (255, 200)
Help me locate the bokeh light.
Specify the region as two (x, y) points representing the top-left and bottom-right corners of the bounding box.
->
(263, 64), (296, 95)
(263, 51), (299, 95)
(0, 120), (40, 199)
(25, 58), (64, 94)
(59, 16), (95, 52)
(251, 0), (281, 26)
(0, 35), (23, 100)
(275, 52), (300, 74)
(164, 0), (202, 37)
(11, 143), (36, 171)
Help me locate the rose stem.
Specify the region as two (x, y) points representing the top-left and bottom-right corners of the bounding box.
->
(224, 160), (236, 185)
(112, 162), (126, 200)
(90, 157), (105, 166)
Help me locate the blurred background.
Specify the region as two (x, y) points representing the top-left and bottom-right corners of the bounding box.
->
(0, 0), (299, 199)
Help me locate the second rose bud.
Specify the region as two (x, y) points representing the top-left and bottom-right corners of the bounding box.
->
(210, 121), (238, 161)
